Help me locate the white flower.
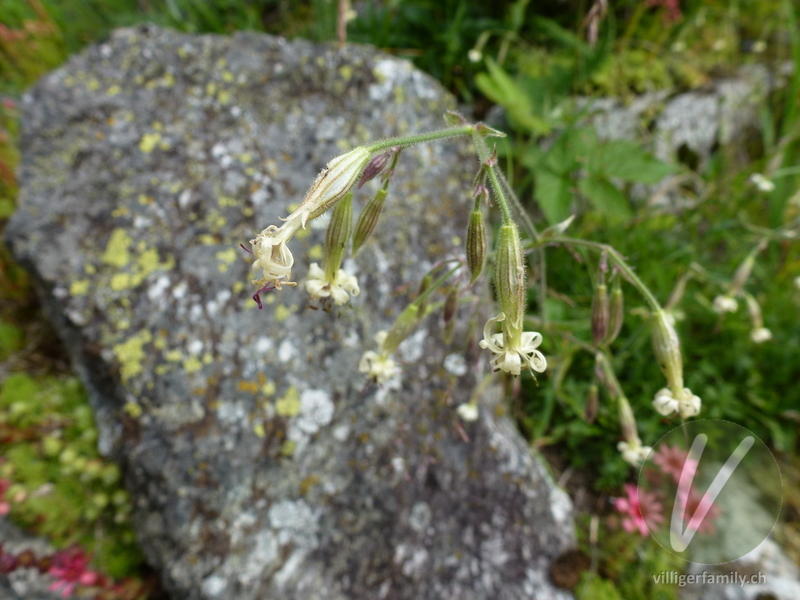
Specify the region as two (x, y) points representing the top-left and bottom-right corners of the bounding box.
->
(456, 403), (479, 422)
(479, 313), (547, 376)
(752, 40), (767, 53)
(305, 263), (360, 305)
(713, 295), (738, 314)
(467, 48), (483, 63)
(617, 440), (652, 467)
(250, 221), (301, 290)
(653, 388), (680, 416)
(652, 387), (701, 419)
(359, 331), (400, 383)
(750, 173), (775, 192)
(751, 327), (772, 343)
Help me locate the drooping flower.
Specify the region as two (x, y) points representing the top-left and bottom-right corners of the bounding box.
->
(712, 295), (738, 314)
(479, 313), (547, 376)
(305, 263), (360, 305)
(652, 387), (701, 419)
(456, 403), (479, 422)
(48, 547), (98, 598)
(359, 331), (401, 383)
(617, 439), (652, 467)
(249, 218), (303, 294)
(750, 173), (775, 192)
(614, 483), (665, 536)
(751, 327), (772, 343)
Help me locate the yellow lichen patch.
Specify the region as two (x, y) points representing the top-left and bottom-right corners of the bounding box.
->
(110, 273), (131, 291)
(221, 70), (234, 82)
(218, 196), (237, 207)
(70, 280), (90, 296)
(138, 194), (153, 205)
(232, 281), (244, 294)
(261, 380), (276, 397)
(84, 264), (96, 275)
(253, 422), (265, 438)
(123, 402), (143, 418)
(338, 65), (354, 81)
(111, 206), (129, 218)
(206, 82), (217, 96)
(87, 78), (100, 91)
(216, 247), (238, 273)
(274, 304), (297, 323)
(206, 211), (227, 232)
(107, 85), (121, 96)
(295, 227), (311, 240)
(280, 440), (296, 457)
(275, 386), (301, 417)
(139, 132), (162, 154)
(102, 229), (132, 268)
(113, 330), (153, 381)
(198, 234), (216, 246)
(308, 245), (323, 261)
(155, 364), (170, 375)
(238, 380), (259, 394)
(218, 90), (231, 105)
(183, 355), (203, 374)
(202, 352), (213, 365)
(165, 349), (182, 362)
(239, 152), (252, 165)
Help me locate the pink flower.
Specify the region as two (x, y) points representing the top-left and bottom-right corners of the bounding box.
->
(0, 478), (10, 515)
(614, 483), (665, 536)
(653, 445), (698, 483)
(48, 547), (98, 598)
(675, 486), (720, 535)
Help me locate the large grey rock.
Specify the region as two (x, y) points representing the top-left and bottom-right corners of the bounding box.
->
(5, 26), (574, 600)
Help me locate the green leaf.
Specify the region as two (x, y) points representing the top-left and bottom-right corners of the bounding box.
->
(591, 139), (675, 183)
(578, 176), (632, 219)
(534, 169), (573, 224)
(475, 58), (550, 135)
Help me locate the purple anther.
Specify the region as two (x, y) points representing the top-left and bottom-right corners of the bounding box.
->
(252, 283), (275, 310)
(240, 243), (253, 254)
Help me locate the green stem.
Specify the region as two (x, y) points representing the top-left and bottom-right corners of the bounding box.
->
(542, 237), (663, 312)
(365, 125), (474, 153)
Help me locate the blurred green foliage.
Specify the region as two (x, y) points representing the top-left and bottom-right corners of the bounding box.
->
(0, 374), (142, 578)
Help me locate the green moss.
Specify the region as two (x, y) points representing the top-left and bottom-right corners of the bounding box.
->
(0, 374), (144, 579)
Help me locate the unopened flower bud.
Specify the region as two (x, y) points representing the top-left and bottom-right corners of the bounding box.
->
(605, 284), (624, 345)
(617, 395), (638, 445)
(323, 192), (353, 282)
(288, 146), (372, 227)
(466, 208), (487, 285)
(591, 283), (608, 346)
(352, 188), (387, 254)
(382, 304), (420, 355)
(358, 150), (393, 188)
(731, 254), (756, 293)
(585, 384), (599, 423)
(651, 309), (684, 393)
(494, 221), (526, 332)
(443, 287), (459, 324)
